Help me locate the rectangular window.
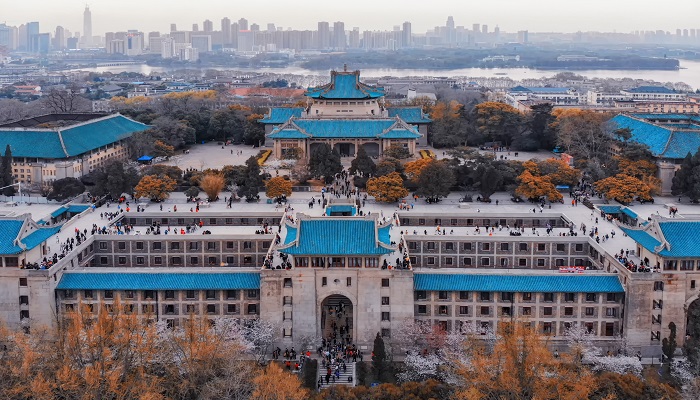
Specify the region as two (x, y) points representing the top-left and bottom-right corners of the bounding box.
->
(381, 312), (390, 321)
(104, 290), (113, 300)
(438, 291), (449, 300)
(418, 305), (427, 314)
(247, 304), (258, 315)
(284, 278), (292, 288)
(427, 257), (435, 265)
(207, 242), (216, 250)
(206, 304), (217, 315)
(171, 256), (182, 265)
(585, 307), (595, 316)
(227, 304), (238, 314)
(322, 277), (327, 286)
(84, 290), (94, 299)
(19, 295), (29, 305)
(481, 257), (490, 266)
(480, 292), (491, 301)
(519, 243), (528, 251)
(99, 241), (108, 250)
(459, 291), (470, 300)
(152, 242), (162, 250)
(427, 242), (436, 250)
(501, 243), (509, 251)
(459, 306), (469, 315)
(19, 278), (28, 287)
(463, 243), (472, 251)
(543, 322), (553, 334)
(438, 305), (448, 315)
(480, 306), (490, 316)
(226, 290), (239, 300)
(283, 296), (293, 305)
(606, 308), (617, 317)
(118, 256), (126, 265)
(118, 241), (126, 250)
(243, 241), (253, 250)
(186, 290), (196, 300)
(186, 304), (197, 314)
(446, 242), (454, 250)
(543, 307), (553, 316)
(501, 292), (514, 302)
(522, 292), (532, 301)
(135, 256), (145, 265)
(165, 290), (175, 300)
(416, 291), (427, 300)
(347, 277), (352, 287)
(565, 293), (575, 302)
(381, 278), (390, 287)
(190, 256), (199, 265)
(556, 244), (566, 252)
(606, 293), (617, 302)
(482, 243), (490, 251)
(125, 290), (135, 299)
(164, 304), (175, 314)
(154, 257), (162, 265)
(170, 242), (180, 250)
(205, 290), (217, 300)
(136, 241), (144, 250)
(143, 290), (154, 300)
(522, 306), (532, 316)
(189, 242), (199, 250)
(564, 307), (574, 316)
(226, 241), (234, 249)
(543, 293), (554, 302)
(247, 290), (259, 299)
(654, 281), (664, 291)
(537, 243), (546, 251)
(463, 257), (472, 266)
(575, 243), (584, 252)
(585, 293), (597, 302)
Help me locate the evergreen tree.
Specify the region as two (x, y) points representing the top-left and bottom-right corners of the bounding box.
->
(309, 144), (342, 184)
(349, 146), (376, 176)
(672, 150), (700, 202)
(2, 145), (15, 196)
(662, 322), (678, 362)
(371, 332), (392, 383)
(415, 160), (455, 201)
(238, 156), (264, 201)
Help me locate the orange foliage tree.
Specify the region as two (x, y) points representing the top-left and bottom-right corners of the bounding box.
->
(251, 362), (308, 400)
(594, 174), (653, 204)
(153, 140), (175, 158)
(404, 158), (433, 183)
(135, 174), (177, 201)
(265, 177), (293, 199)
(455, 322), (597, 400)
(199, 173), (226, 200)
(515, 170), (563, 202)
(367, 172), (409, 203)
(617, 157), (661, 195)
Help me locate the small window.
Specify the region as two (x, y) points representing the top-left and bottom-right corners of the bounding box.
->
(692, 280), (696, 289)
(206, 304), (217, 314)
(347, 277), (352, 287)
(152, 242), (162, 250)
(284, 278), (292, 288)
(118, 241), (126, 250)
(482, 243), (491, 251)
(205, 290), (217, 300)
(564, 307), (574, 316)
(283, 296), (293, 305)
(564, 293), (575, 302)
(125, 290), (135, 299)
(247, 304), (258, 315)
(164, 304), (175, 314)
(227, 304), (238, 314)
(585, 293), (597, 302)
(19, 278), (27, 287)
(118, 256), (127, 265)
(481, 257), (490, 266)
(186, 304), (197, 314)
(556, 244), (566, 252)
(381, 296), (390, 305)
(381, 328), (391, 338)
(99, 241), (108, 250)
(463, 257), (472, 266)
(381, 278), (390, 287)
(438, 291), (449, 300)
(171, 256), (182, 265)
(190, 256), (199, 265)
(653, 281), (664, 291)
(459, 306), (469, 315)
(189, 242), (199, 250)
(606, 293), (617, 302)
(585, 307), (595, 316)
(543, 307), (553, 316)
(186, 290), (196, 300)
(381, 312), (390, 321)
(575, 243), (584, 252)
(322, 277), (327, 286)
(543, 293), (554, 302)
(247, 290), (259, 299)
(522, 306), (532, 316)
(463, 243), (472, 251)
(136, 242), (144, 250)
(418, 305), (427, 314)
(19, 295), (29, 305)
(165, 290), (175, 300)
(154, 257), (162, 265)
(537, 243), (546, 251)
(427, 242), (436, 250)
(84, 290), (94, 299)
(416, 291), (427, 300)
(523, 292), (532, 301)
(519, 243), (528, 251)
(500, 243), (509, 251)
(446, 242), (454, 250)
(480, 306), (490, 316)
(501, 292), (514, 302)
(143, 290), (154, 300)
(459, 291), (470, 300)
(207, 242), (216, 250)
(438, 305), (448, 315)
(226, 241), (234, 249)
(226, 290), (239, 300)
(170, 242), (180, 250)
(104, 290), (113, 300)
(480, 292), (490, 301)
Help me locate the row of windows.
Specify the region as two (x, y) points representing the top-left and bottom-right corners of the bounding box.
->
(64, 302), (259, 315)
(296, 257), (380, 268)
(415, 291), (618, 303)
(126, 217), (277, 226)
(419, 256), (587, 267)
(402, 218), (562, 227)
(417, 305), (618, 318)
(411, 241), (585, 252)
(99, 255), (257, 266)
(63, 289), (260, 301)
(424, 320), (617, 337)
(101, 240), (266, 251)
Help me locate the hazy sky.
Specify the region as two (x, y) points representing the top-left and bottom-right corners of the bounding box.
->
(2, 0), (698, 35)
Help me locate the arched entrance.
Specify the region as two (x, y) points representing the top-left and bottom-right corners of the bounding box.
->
(687, 298), (700, 342)
(320, 294), (354, 345)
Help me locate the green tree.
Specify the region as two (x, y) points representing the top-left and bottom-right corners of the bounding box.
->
(208, 108), (243, 142)
(85, 161), (141, 198)
(371, 333), (392, 383)
(375, 157), (403, 177)
(415, 160), (455, 201)
(474, 102), (523, 147)
(309, 144), (342, 184)
(349, 146), (376, 176)
(672, 151), (700, 202)
(1, 144), (14, 195)
(525, 103), (557, 150)
(383, 144), (412, 160)
(472, 164), (503, 201)
(238, 156), (265, 201)
(184, 186), (200, 199)
(47, 178), (85, 201)
(662, 322), (678, 362)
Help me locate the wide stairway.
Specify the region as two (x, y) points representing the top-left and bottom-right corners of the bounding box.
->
(321, 295), (353, 342)
(317, 361), (355, 389)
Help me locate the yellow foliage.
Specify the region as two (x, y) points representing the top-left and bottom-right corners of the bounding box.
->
(252, 362), (308, 400)
(429, 100), (462, 120)
(265, 177), (293, 199)
(258, 150), (272, 166)
(515, 170), (563, 202)
(199, 173), (226, 200)
(135, 174), (177, 201)
(404, 158), (433, 182)
(163, 90), (218, 101)
(367, 172), (409, 203)
(594, 174), (652, 204)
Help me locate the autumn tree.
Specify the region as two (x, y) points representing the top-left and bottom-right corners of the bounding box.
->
(266, 176), (293, 199)
(251, 362), (308, 400)
(134, 174), (177, 201)
(199, 173), (226, 201)
(153, 140), (175, 158)
(404, 158), (433, 182)
(594, 174), (652, 204)
(534, 158), (582, 187)
(515, 170), (563, 202)
(474, 101), (523, 147)
(415, 160), (455, 201)
(455, 322), (597, 400)
(367, 172), (408, 203)
(553, 109), (612, 179)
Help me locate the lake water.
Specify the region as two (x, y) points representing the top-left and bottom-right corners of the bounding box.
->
(75, 59), (700, 90)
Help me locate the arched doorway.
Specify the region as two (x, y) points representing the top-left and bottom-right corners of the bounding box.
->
(320, 294), (354, 345)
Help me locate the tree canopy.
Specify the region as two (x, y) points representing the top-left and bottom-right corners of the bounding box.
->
(367, 172), (408, 203)
(309, 144), (342, 184)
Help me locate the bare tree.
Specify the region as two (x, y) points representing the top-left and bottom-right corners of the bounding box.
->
(41, 87), (90, 113)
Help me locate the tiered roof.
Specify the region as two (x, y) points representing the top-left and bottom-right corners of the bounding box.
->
(621, 219), (700, 258)
(267, 118), (421, 140)
(611, 114), (700, 159)
(305, 70), (384, 100)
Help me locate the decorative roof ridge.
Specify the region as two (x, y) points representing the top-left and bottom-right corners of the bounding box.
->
(61, 113), (125, 131)
(649, 218), (670, 254)
(55, 128), (71, 158)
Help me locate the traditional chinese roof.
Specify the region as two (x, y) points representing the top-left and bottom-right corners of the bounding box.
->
(305, 70), (384, 100)
(611, 114), (700, 159)
(267, 118), (421, 140)
(56, 272), (261, 290)
(279, 216), (394, 256)
(258, 107), (304, 124)
(621, 219), (700, 258)
(387, 107), (432, 124)
(414, 273), (625, 293)
(0, 216), (61, 255)
(0, 114), (149, 159)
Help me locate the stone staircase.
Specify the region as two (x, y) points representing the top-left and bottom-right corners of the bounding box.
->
(317, 361), (355, 389)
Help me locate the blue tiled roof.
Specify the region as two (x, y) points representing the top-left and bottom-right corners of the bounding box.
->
(0, 220), (24, 254)
(50, 204), (90, 218)
(414, 273), (625, 293)
(56, 272), (261, 290)
(598, 205), (622, 214)
(625, 86), (676, 94)
(658, 221), (700, 257)
(621, 208), (638, 219)
(387, 107), (432, 123)
(327, 205), (356, 215)
(284, 226), (297, 245)
(620, 227), (662, 254)
(378, 225), (391, 246)
(377, 129), (421, 139)
(611, 114), (700, 159)
(0, 114), (149, 159)
(267, 128), (309, 139)
(293, 119), (417, 139)
(509, 86), (570, 94)
(306, 71), (384, 99)
(259, 107), (304, 124)
(282, 219), (393, 255)
(663, 130), (700, 159)
(21, 226), (60, 250)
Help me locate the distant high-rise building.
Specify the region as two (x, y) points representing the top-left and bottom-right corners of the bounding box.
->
(445, 17), (456, 44)
(238, 18), (249, 31)
(25, 22), (40, 52)
(0, 24), (16, 50)
(267, 23), (276, 33)
(231, 23), (239, 47)
(251, 23), (260, 32)
(54, 26), (65, 50)
(333, 21), (346, 49)
(203, 20), (213, 33)
(402, 21), (412, 48)
(494, 26), (500, 37)
(170, 23), (177, 32)
(482, 25), (488, 34)
(82, 6), (92, 48)
(517, 30), (529, 44)
(221, 18), (232, 45)
(237, 30), (254, 51)
(317, 21), (330, 49)
(191, 35), (212, 53)
(125, 31), (143, 56)
(349, 27), (360, 49)
(192, 24), (199, 32)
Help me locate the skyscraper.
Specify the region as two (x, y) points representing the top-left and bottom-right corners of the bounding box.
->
(238, 18), (249, 31)
(54, 26), (65, 50)
(203, 20), (213, 33)
(26, 22), (39, 52)
(83, 6), (92, 48)
(333, 21), (346, 49)
(221, 18), (231, 46)
(317, 21), (330, 49)
(402, 21), (412, 48)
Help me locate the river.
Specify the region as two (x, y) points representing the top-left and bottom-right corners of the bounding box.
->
(73, 59), (700, 90)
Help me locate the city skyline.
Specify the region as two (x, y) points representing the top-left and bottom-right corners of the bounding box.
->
(2, 0), (699, 37)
